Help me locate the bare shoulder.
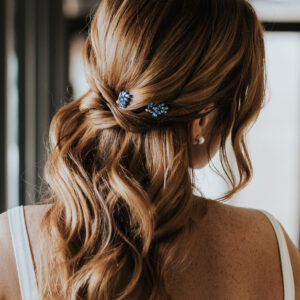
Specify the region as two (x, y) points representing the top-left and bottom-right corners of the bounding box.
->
(23, 203), (53, 229)
(22, 204), (53, 255)
(206, 200), (300, 297)
(202, 200), (285, 260)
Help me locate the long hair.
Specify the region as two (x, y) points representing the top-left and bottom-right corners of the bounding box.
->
(36, 0), (266, 299)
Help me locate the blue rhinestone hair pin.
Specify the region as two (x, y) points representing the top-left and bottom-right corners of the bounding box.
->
(116, 90), (169, 118)
(145, 102), (169, 118)
(116, 90), (132, 108)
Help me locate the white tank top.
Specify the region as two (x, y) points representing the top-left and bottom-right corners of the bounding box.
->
(7, 205), (295, 300)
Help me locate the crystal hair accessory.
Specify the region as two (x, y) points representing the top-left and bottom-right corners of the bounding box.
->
(115, 90), (169, 118)
(116, 90), (132, 108)
(145, 102), (169, 118)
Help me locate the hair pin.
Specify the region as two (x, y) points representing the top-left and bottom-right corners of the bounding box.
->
(116, 90), (132, 108)
(145, 102), (169, 118)
(116, 90), (169, 118)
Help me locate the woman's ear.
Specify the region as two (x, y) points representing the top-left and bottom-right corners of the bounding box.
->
(191, 108), (215, 144)
(199, 112), (210, 127)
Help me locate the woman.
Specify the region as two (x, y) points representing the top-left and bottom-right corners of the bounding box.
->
(0, 0), (299, 299)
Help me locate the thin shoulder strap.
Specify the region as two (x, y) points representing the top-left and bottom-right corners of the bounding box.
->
(8, 205), (39, 300)
(259, 209), (295, 300)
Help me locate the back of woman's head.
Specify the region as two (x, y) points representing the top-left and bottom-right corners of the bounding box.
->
(37, 0), (265, 299)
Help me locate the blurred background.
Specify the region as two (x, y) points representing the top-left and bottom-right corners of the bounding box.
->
(0, 0), (300, 247)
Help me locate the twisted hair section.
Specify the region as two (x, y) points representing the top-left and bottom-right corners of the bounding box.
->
(36, 0), (266, 299)
(37, 93), (194, 299)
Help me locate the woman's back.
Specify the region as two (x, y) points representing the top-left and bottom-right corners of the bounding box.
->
(1, 199), (299, 299)
(9, 0), (276, 298)
(1, 0), (300, 298)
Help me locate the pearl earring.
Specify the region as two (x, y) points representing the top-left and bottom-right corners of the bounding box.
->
(196, 136), (205, 145)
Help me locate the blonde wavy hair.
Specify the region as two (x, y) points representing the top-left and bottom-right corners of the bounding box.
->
(36, 0), (266, 299)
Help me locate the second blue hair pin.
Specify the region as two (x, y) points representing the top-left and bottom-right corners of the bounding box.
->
(145, 102), (169, 117)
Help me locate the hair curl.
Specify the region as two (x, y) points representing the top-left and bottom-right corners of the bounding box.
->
(36, 0), (266, 299)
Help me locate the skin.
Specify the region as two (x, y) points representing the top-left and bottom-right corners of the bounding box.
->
(190, 108), (221, 169)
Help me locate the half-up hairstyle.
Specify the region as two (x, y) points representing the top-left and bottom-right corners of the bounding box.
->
(36, 0), (266, 299)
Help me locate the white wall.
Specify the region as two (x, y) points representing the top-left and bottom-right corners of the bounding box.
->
(251, 0), (300, 23)
(195, 32), (300, 248)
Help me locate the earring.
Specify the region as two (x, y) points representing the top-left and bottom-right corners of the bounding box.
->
(196, 136), (205, 145)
